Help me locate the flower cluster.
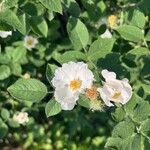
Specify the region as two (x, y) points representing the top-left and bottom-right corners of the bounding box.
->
(52, 62), (132, 111)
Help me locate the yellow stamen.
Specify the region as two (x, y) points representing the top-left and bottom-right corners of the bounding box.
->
(70, 80), (81, 91)
(27, 39), (33, 46)
(108, 15), (117, 27)
(112, 91), (121, 99)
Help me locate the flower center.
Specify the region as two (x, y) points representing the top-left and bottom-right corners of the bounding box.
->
(27, 39), (33, 46)
(108, 15), (117, 27)
(69, 80), (81, 91)
(112, 91), (121, 99)
(85, 87), (98, 100)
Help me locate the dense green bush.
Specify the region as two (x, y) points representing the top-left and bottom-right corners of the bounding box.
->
(0, 0), (150, 149)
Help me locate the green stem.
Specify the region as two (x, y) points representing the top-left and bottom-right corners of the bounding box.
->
(143, 38), (148, 48)
(48, 91), (54, 94)
(83, 47), (100, 79)
(140, 131), (150, 143)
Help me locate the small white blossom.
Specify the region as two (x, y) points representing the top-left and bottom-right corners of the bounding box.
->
(24, 36), (38, 50)
(22, 73), (31, 79)
(0, 31), (12, 38)
(100, 29), (112, 39)
(97, 69), (132, 107)
(52, 62), (95, 110)
(98, 17), (107, 27)
(13, 112), (29, 124)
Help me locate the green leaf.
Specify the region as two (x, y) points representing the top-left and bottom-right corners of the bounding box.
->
(105, 137), (122, 150)
(141, 84), (150, 95)
(0, 65), (11, 80)
(127, 47), (150, 57)
(4, 0), (18, 8)
(0, 119), (8, 138)
(67, 17), (89, 50)
(11, 46), (27, 63)
(112, 120), (135, 139)
(45, 98), (61, 117)
(62, 0), (81, 17)
(28, 55), (45, 67)
(30, 16), (48, 37)
(39, 0), (62, 14)
(1, 108), (10, 121)
(116, 25), (144, 42)
(0, 9), (25, 34)
(81, 0), (104, 22)
(59, 51), (87, 63)
(127, 9), (146, 28)
(105, 134), (144, 150)
(7, 79), (47, 102)
(145, 30), (150, 41)
(87, 38), (115, 61)
(10, 63), (22, 76)
(78, 95), (91, 108)
(8, 119), (20, 128)
(5, 46), (27, 64)
(46, 64), (58, 84)
(111, 107), (126, 122)
(140, 119), (150, 136)
(130, 134), (144, 150)
(18, 13), (30, 34)
(0, 53), (10, 64)
(133, 101), (150, 122)
(124, 94), (141, 114)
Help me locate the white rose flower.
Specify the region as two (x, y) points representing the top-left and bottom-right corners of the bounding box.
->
(13, 112), (29, 124)
(100, 29), (112, 39)
(97, 69), (132, 107)
(52, 62), (95, 110)
(0, 31), (12, 38)
(24, 36), (38, 50)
